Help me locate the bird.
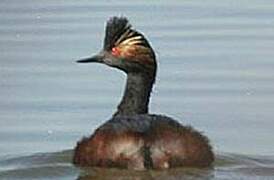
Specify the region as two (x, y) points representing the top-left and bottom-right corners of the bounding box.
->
(73, 16), (214, 170)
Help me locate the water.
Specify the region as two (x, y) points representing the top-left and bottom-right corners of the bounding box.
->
(1, 0), (274, 179)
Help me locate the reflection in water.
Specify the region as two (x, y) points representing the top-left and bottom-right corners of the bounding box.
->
(0, 150), (274, 180)
(77, 167), (213, 180)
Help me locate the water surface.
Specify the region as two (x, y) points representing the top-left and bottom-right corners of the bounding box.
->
(1, 0), (274, 179)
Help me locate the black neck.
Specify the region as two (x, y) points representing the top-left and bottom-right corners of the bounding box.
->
(113, 71), (155, 117)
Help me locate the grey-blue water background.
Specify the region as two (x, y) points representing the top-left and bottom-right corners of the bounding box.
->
(1, 0), (274, 179)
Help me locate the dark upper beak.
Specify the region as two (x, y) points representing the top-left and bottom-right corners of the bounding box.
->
(76, 54), (103, 63)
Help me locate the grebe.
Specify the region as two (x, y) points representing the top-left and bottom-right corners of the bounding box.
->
(73, 16), (214, 170)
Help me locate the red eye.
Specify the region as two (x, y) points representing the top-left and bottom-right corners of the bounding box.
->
(111, 47), (120, 56)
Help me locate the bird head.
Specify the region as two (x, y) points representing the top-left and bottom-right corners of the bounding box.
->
(77, 16), (156, 74)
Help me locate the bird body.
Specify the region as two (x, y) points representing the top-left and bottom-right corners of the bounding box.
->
(74, 114), (213, 170)
(73, 16), (214, 170)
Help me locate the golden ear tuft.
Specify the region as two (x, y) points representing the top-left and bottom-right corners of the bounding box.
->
(104, 17), (131, 51)
(104, 16), (156, 66)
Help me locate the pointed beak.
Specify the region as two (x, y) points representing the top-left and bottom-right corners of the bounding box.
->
(76, 54), (103, 63)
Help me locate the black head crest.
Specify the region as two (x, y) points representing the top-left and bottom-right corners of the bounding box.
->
(103, 16), (151, 51)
